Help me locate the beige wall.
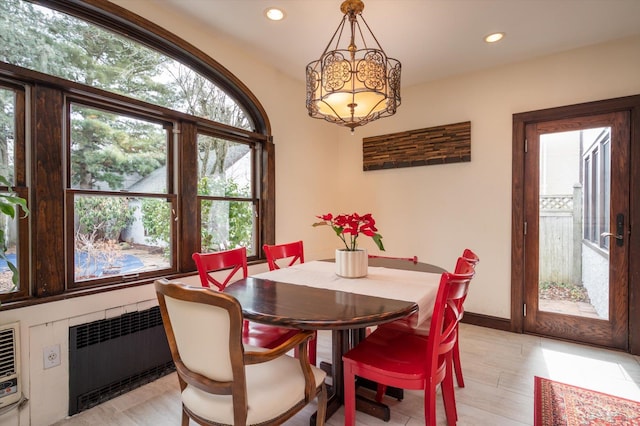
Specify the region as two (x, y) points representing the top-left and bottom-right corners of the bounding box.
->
(1, 0), (639, 423)
(333, 35), (640, 319)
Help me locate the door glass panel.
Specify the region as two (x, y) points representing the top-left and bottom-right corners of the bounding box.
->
(539, 128), (610, 319)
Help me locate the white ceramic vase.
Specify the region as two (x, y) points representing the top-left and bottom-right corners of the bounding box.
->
(335, 248), (368, 278)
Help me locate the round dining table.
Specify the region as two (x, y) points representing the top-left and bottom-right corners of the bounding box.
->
(223, 258), (446, 424)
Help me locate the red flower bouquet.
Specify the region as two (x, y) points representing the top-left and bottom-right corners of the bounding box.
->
(313, 212), (384, 251)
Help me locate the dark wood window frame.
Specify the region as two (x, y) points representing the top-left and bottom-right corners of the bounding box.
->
(0, 82), (29, 300)
(0, 0), (275, 308)
(64, 97), (178, 289)
(511, 94), (640, 355)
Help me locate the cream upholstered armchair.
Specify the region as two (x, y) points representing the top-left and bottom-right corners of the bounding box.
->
(155, 279), (327, 425)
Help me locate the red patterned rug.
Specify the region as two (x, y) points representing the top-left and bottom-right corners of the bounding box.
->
(534, 376), (640, 425)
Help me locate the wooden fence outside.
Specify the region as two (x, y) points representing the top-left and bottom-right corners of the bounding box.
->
(539, 186), (583, 285)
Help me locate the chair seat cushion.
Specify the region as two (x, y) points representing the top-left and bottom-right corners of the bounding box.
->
(182, 351), (326, 425)
(344, 326), (431, 381)
(377, 314), (432, 336)
(244, 322), (301, 348)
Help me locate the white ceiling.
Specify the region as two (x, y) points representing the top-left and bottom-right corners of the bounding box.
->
(158, 0), (640, 88)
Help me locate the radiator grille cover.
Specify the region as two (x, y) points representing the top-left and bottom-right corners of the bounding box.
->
(0, 327), (17, 377)
(74, 306), (164, 348)
(69, 306), (174, 415)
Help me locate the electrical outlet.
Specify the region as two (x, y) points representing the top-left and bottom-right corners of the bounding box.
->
(43, 344), (61, 369)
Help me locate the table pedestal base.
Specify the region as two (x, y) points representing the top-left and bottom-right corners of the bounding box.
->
(310, 389), (393, 425)
(310, 330), (402, 425)
(356, 395), (390, 421)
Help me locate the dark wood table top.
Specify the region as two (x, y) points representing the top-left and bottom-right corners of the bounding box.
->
(224, 258), (446, 331)
(224, 276), (418, 330)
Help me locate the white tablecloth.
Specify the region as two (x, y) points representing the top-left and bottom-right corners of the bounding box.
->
(251, 260), (442, 326)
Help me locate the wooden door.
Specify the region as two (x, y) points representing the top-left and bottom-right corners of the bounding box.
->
(522, 112), (629, 349)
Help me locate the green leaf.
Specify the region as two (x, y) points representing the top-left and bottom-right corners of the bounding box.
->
(0, 195), (29, 217)
(372, 233), (385, 251)
(0, 251), (18, 286)
(0, 201), (16, 218)
(8, 261), (19, 286)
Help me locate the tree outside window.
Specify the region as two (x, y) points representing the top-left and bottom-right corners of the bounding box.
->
(0, 0), (271, 299)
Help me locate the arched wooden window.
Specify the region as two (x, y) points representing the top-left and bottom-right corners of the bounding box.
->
(0, 0), (274, 302)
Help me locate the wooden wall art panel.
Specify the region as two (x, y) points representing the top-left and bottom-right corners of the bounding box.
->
(362, 121), (471, 171)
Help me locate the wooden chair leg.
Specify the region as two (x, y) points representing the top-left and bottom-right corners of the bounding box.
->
(181, 407), (189, 426)
(316, 383), (327, 426)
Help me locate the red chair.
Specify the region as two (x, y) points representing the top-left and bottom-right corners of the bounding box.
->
(192, 246), (247, 291)
(451, 248), (479, 387)
(365, 254), (418, 336)
(191, 247), (303, 351)
(262, 241), (317, 366)
(342, 258), (475, 426)
(462, 248), (479, 266)
(263, 240), (305, 270)
(377, 249), (479, 388)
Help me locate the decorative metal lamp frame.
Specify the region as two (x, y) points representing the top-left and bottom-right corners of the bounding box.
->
(306, 0), (401, 132)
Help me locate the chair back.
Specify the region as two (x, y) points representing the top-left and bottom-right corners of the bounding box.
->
(263, 240), (304, 270)
(155, 280), (249, 420)
(461, 248), (480, 266)
(192, 247), (248, 290)
(454, 249), (479, 310)
(427, 259), (475, 373)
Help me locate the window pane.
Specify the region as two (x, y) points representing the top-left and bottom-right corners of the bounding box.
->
(200, 200), (255, 255)
(70, 105), (168, 192)
(0, 0), (252, 130)
(583, 157), (590, 239)
(0, 192), (19, 293)
(0, 87), (22, 295)
(197, 134), (252, 197)
(591, 150), (597, 242)
(74, 194), (171, 281)
(0, 88), (15, 184)
(601, 138), (611, 249)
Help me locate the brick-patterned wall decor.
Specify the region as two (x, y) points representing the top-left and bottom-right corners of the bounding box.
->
(362, 121), (471, 171)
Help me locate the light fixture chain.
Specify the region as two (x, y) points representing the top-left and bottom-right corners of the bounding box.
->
(358, 15), (384, 51)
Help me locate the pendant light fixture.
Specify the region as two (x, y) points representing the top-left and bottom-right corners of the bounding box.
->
(305, 0), (401, 133)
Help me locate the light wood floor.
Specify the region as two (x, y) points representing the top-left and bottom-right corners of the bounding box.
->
(53, 324), (640, 425)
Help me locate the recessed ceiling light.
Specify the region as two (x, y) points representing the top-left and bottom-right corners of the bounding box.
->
(484, 32), (505, 43)
(265, 7), (285, 21)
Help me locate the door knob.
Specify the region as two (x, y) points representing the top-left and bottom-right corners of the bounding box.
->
(600, 232), (623, 240)
(600, 213), (625, 247)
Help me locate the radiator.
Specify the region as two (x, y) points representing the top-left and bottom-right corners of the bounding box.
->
(68, 306), (174, 415)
